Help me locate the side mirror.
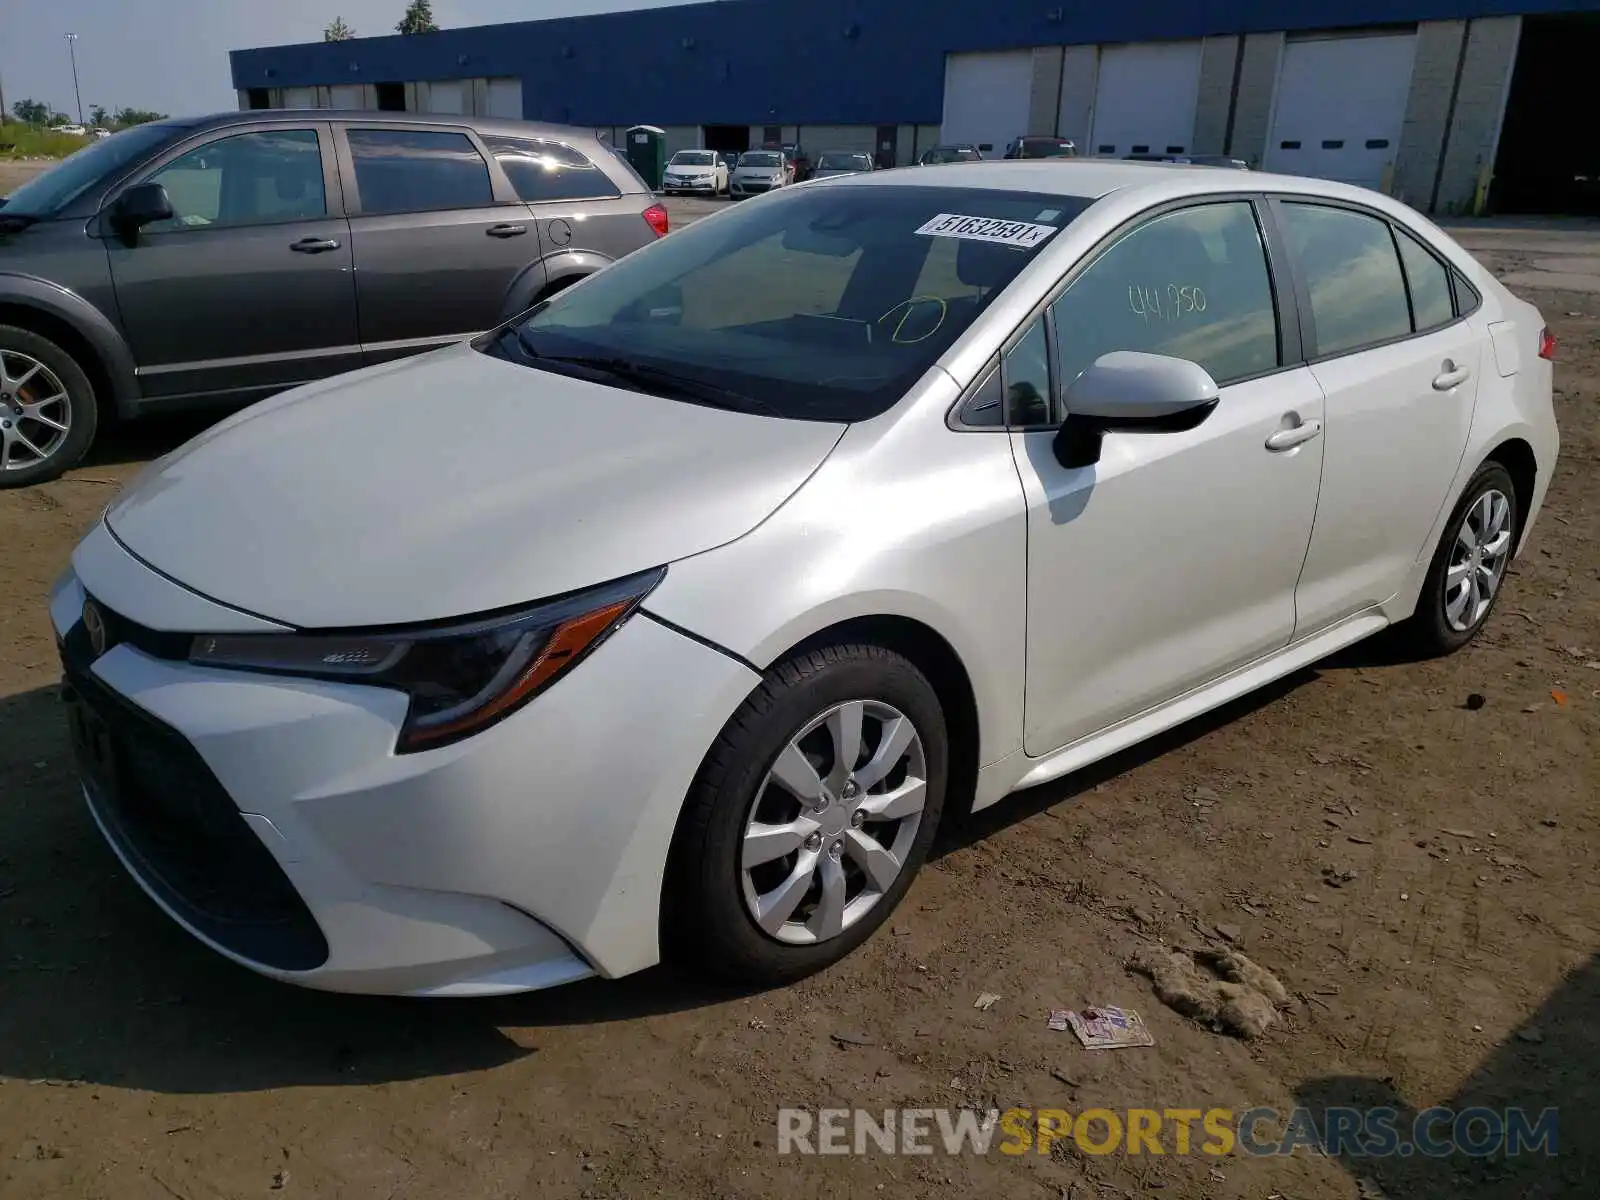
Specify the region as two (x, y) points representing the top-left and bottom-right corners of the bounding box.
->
(1053, 351), (1220, 469)
(111, 182), (174, 236)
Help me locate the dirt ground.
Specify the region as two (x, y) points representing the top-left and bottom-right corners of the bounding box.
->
(0, 179), (1596, 1198)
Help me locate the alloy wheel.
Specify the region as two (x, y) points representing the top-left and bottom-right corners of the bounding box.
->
(740, 699), (928, 945)
(1444, 488), (1513, 632)
(0, 350), (72, 473)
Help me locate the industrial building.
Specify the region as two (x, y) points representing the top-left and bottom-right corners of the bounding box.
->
(229, 0), (1600, 214)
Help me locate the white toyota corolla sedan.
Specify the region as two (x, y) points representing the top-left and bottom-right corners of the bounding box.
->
(53, 162), (1558, 996)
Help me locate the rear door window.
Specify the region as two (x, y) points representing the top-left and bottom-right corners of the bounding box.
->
(347, 128), (495, 214)
(1279, 202), (1412, 357)
(484, 136), (622, 202)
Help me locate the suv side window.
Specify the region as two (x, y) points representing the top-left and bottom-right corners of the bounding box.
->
(143, 129), (325, 232)
(1394, 227), (1455, 332)
(347, 128), (495, 214)
(482, 136), (622, 202)
(1050, 201), (1280, 392)
(1279, 202), (1411, 357)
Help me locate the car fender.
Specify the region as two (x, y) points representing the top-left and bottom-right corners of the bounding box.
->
(642, 378), (1030, 774)
(497, 249), (615, 322)
(0, 271), (139, 416)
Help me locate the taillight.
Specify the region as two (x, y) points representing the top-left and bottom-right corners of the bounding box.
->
(1538, 327), (1557, 361)
(642, 203), (669, 238)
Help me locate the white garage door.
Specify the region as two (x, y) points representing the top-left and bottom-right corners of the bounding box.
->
(281, 87), (315, 109)
(329, 85), (364, 109)
(1089, 41), (1203, 158)
(485, 78), (523, 120)
(940, 50), (1032, 158)
(1265, 33), (1418, 191)
(423, 81), (466, 115)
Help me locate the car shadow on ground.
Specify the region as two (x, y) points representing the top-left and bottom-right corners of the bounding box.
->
(77, 411), (220, 473)
(0, 634), (1414, 1095)
(1292, 951), (1597, 1198)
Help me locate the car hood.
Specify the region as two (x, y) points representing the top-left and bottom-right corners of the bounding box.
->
(103, 343), (846, 628)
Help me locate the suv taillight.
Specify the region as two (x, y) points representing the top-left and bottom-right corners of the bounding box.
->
(1538, 327), (1557, 361)
(642, 203), (669, 238)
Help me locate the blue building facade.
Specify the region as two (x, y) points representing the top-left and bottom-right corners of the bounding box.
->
(229, 0), (1597, 128)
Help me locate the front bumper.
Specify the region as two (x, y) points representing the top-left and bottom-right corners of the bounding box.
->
(663, 176), (718, 192)
(51, 529), (760, 996)
(731, 179), (779, 195)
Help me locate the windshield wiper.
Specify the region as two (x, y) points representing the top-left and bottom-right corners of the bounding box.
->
(520, 345), (779, 416)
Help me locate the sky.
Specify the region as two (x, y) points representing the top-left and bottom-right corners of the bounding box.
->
(1, 0), (695, 122)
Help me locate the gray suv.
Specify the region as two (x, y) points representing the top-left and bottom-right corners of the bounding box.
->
(0, 110), (666, 486)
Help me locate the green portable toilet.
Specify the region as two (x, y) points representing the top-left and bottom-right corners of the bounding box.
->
(625, 125), (666, 190)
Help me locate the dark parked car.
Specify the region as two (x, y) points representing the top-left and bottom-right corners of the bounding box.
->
(1003, 135), (1078, 159)
(917, 144), (983, 165)
(0, 110), (666, 486)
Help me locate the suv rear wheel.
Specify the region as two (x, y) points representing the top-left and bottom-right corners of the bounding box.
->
(0, 325), (98, 488)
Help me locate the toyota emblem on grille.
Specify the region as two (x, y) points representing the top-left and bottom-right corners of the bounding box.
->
(83, 599), (111, 658)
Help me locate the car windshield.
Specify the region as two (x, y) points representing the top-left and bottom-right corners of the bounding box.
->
(923, 147), (973, 164)
(1, 122), (184, 215)
(1021, 140), (1073, 158)
(817, 153), (870, 171)
(739, 152), (782, 168)
(671, 151), (715, 166)
(486, 185), (1092, 422)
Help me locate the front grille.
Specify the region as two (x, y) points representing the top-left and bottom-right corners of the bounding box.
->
(61, 620), (329, 973)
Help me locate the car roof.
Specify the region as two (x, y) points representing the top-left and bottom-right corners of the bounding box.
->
(816, 158), (1401, 206)
(179, 108), (605, 143)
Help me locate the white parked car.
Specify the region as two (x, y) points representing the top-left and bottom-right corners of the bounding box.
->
(49, 123), (88, 137)
(53, 162), (1558, 996)
(730, 149), (789, 198)
(661, 149), (728, 196)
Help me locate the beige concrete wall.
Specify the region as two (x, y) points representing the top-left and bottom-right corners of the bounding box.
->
(1394, 21), (1469, 209)
(1056, 45), (1098, 149)
(1027, 46), (1065, 136)
(1435, 16), (1521, 214)
(1193, 35), (1241, 155)
(659, 125), (702, 154)
(800, 125), (878, 156)
(1228, 32), (1284, 166)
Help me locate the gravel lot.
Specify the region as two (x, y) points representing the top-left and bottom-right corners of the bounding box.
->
(0, 166), (1596, 1198)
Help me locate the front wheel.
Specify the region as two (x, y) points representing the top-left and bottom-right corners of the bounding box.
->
(1397, 461), (1519, 657)
(0, 325), (99, 489)
(665, 644), (948, 986)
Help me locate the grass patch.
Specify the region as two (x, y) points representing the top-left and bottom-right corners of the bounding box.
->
(0, 122), (91, 159)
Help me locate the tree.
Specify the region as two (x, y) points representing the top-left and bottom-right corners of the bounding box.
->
(394, 0), (438, 35)
(48, 110), (72, 128)
(89, 104), (109, 128)
(10, 99), (50, 126)
(324, 16), (355, 41)
(112, 107), (168, 128)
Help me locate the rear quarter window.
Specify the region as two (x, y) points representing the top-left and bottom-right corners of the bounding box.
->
(485, 136), (623, 203)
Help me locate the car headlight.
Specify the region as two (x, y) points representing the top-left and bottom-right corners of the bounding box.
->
(188, 567), (665, 753)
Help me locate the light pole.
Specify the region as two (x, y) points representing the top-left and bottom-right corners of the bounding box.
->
(64, 33), (83, 125)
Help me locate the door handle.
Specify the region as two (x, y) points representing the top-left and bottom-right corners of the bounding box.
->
(1433, 362), (1472, 391)
(487, 223), (528, 238)
(290, 237), (340, 253)
(1265, 419), (1323, 452)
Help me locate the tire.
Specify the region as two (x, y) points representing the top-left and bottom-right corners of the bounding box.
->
(665, 643), (948, 986)
(1396, 461), (1519, 658)
(0, 324), (98, 489)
